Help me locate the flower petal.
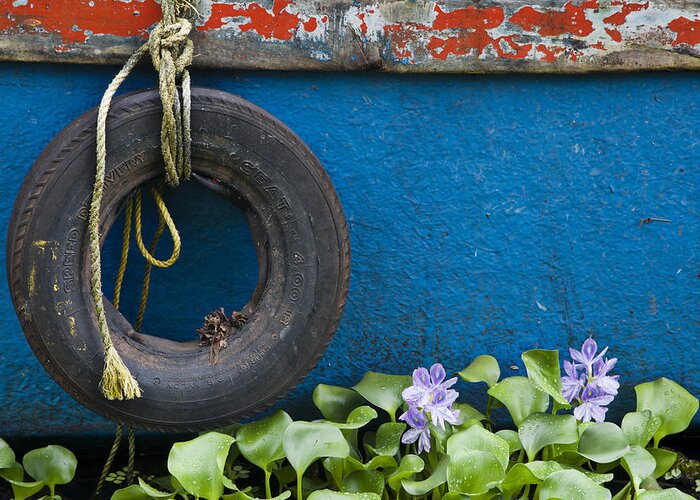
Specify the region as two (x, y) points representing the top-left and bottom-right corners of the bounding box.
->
(412, 367), (432, 390)
(581, 338), (598, 361)
(430, 363), (446, 385)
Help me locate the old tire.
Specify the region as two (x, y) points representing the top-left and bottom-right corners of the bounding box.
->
(6, 88), (350, 431)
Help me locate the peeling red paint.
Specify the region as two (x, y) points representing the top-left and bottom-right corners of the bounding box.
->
(432, 5), (504, 31)
(0, 0), (160, 45)
(604, 1), (649, 26)
(199, 0), (323, 40)
(509, 0), (598, 37)
(668, 17), (700, 45)
(537, 44), (566, 62)
(428, 33), (532, 60)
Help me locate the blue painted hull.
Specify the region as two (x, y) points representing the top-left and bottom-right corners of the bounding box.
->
(1, 63), (698, 435)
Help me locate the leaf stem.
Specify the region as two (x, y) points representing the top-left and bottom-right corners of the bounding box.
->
(265, 470), (272, 499)
(297, 472), (303, 500)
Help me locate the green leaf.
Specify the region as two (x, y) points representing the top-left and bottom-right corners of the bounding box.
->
(637, 489), (696, 499)
(621, 446), (656, 492)
(500, 462), (562, 498)
(236, 410), (292, 472)
(621, 410), (662, 447)
(341, 469), (384, 496)
(352, 372), (412, 421)
(222, 491), (292, 500)
(402, 455), (449, 496)
(167, 432), (235, 500)
(23, 445), (77, 490)
(0, 438), (15, 469)
(313, 385), (366, 423)
(447, 450), (505, 496)
(453, 403), (487, 423)
(283, 422), (350, 477)
(635, 378), (699, 445)
(580, 470), (614, 484)
(522, 349), (569, 406)
(111, 479), (174, 500)
(447, 426), (510, 470)
(307, 491), (380, 500)
(578, 422), (630, 464)
(495, 430), (522, 455)
(457, 355), (500, 388)
(647, 448), (677, 479)
(0, 462), (45, 500)
(386, 455), (424, 492)
(327, 406), (378, 430)
(487, 377), (549, 426)
(365, 423), (405, 457)
(111, 484), (155, 500)
(518, 413), (578, 461)
(539, 469), (611, 500)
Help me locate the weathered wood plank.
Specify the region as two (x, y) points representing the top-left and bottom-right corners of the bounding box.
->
(1, 0), (699, 72)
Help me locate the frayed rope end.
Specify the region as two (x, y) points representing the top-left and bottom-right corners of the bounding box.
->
(100, 346), (142, 400)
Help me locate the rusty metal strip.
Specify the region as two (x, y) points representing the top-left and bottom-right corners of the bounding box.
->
(1, 0), (699, 72)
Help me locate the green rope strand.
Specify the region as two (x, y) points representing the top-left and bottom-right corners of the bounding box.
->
(89, 0), (195, 400)
(94, 423), (124, 497)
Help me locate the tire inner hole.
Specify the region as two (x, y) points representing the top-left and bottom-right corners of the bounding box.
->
(101, 176), (259, 343)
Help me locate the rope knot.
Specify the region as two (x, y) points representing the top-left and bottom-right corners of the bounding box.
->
(149, 18), (193, 72)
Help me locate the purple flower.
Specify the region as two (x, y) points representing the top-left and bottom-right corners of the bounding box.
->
(561, 360), (586, 403)
(569, 338), (608, 373)
(400, 363), (462, 452)
(573, 384), (615, 423)
(591, 357), (620, 396)
(426, 387), (461, 429)
(399, 407), (431, 453)
(562, 338), (619, 422)
(402, 363), (457, 408)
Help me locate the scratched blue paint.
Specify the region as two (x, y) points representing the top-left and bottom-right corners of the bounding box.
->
(0, 63), (698, 436)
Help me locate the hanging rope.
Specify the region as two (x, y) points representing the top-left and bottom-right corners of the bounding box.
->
(89, 0), (195, 400)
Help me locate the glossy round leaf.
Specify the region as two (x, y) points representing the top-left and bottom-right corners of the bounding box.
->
(578, 422), (630, 464)
(621, 410), (661, 448)
(22, 445), (77, 487)
(307, 491), (381, 500)
(446, 450), (505, 496)
(352, 372), (412, 421)
(110, 484), (155, 500)
(487, 377), (549, 426)
(328, 406), (378, 430)
(167, 432), (235, 500)
(518, 413), (578, 462)
(386, 454), (424, 492)
(495, 429), (522, 455)
(457, 355), (500, 388)
(647, 448), (677, 479)
(0, 438), (15, 469)
(635, 378), (699, 445)
(539, 469), (611, 500)
(637, 489), (696, 499)
(0, 462), (45, 500)
(522, 349), (569, 406)
(365, 422), (405, 457)
(621, 446), (656, 492)
(500, 461), (562, 497)
(222, 491), (292, 500)
(341, 469), (384, 496)
(402, 455), (449, 496)
(313, 385), (366, 422)
(236, 410), (293, 472)
(283, 422), (350, 477)
(447, 426), (510, 470)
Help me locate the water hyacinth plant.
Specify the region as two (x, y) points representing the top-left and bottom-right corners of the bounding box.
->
(1, 341), (697, 500)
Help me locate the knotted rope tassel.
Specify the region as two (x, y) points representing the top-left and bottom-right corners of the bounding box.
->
(89, 0), (195, 400)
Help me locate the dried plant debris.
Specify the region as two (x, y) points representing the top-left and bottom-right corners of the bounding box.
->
(197, 308), (248, 363)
